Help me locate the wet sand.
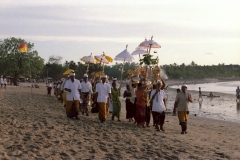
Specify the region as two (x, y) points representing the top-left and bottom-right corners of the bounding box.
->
(0, 82), (240, 159)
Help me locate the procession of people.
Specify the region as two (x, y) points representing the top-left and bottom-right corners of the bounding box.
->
(40, 66), (198, 135)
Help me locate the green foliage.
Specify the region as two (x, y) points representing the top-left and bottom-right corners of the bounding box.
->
(0, 37), (44, 85)
(139, 54), (158, 66)
(161, 61), (240, 79)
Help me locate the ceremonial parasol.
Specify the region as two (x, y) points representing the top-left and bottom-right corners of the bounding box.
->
(94, 52), (113, 72)
(114, 45), (134, 80)
(139, 36), (161, 54)
(63, 69), (74, 75)
(80, 53), (97, 73)
(131, 46), (147, 59)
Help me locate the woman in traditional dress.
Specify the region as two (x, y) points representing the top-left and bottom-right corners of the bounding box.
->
(135, 82), (147, 127)
(124, 84), (134, 122)
(111, 82), (121, 121)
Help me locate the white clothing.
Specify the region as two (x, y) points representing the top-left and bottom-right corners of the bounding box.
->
(110, 82), (120, 89)
(46, 83), (52, 88)
(130, 87), (136, 104)
(64, 79), (82, 101)
(81, 81), (93, 93)
(150, 89), (167, 113)
(95, 82), (111, 103)
(0, 78), (3, 84)
(57, 83), (61, 89)
(3, 78), (7, 85)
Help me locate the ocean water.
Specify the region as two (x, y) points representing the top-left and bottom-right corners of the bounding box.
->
(169, 81), (240, 95)
(168, 81), (240, 123)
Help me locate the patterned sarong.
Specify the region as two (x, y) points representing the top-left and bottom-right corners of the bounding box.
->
(66, 100), (80, 117)
(152, 111), (165, 125)
(98, 102), (108, 121)
(135, 104), (146, 126)
(178, 111), (188, 123)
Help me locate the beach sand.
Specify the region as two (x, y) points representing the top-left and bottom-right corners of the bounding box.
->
(0, 82), (240, 159)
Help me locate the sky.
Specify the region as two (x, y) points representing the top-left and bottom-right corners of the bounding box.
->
(0, 0), (239, 66)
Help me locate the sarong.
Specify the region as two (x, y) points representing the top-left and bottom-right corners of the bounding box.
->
(47, 87), (52, 95)
(152, 111), (165, 125)
(145, 106), (151, 125)
(126, 99), (135, 119)
(66, 100), (80, 117)
(178, 111), (188, 123)
(62, 92), (67, 104)
(135, 104), (146, 126)
(82, 92), (90, 112)
(98, 102), (108, 121)
(112, 100), (121, 119)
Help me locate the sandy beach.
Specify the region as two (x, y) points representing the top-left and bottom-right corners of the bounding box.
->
(0, 82), (240, 160)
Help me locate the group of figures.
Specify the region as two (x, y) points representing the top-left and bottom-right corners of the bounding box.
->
(0, 75), (7, 89)
(44, 63), (195, 134)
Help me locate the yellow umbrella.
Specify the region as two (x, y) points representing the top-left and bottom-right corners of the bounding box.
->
(63, 69), (74, 75)
(103, 52), (113, 63)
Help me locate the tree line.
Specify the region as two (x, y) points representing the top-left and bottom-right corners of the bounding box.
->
(0, 37), (239, 85)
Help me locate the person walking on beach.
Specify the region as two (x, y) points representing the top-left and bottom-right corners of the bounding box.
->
(236, 86), (240, 101)
(0, 75), (3, 88)
(111, 82), (121, 121)
(198, 87), (203, 101)
(174, 84), (193, 134)
(109, 77), (121, 113)
(150, 80), (167, 131)
(3, 76), (7, 89)
(94, 75), (112, 123)
(172, 88), (181, 116)
(80, 74), (93, 116)
(61, 76), (69, 108)
(46, 81), (52, 96)
(129, 79), (138, 123)
(124, 84), (134, 122)
(135, 82), (148, 128)
(64, 72), (82, 120)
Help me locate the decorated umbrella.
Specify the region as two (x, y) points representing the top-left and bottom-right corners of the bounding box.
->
(131, 46), (147, 59)
(94, 52), (112, 72)
(138, 36), (161, 78)
(103, 52), (113, 63)
(63, 69), (74, 75)
(139, 36), (161, 54)
(80, 53), (97, 73)
(114, 45), (134, 80)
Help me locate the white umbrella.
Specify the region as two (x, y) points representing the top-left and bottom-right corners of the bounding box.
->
(131, 47), (147, 60)
(115, 45), (134, 62)
(115, 45), (134, 80)
(80, 53), (97, 73)
(94, 55), (109, 64)
(139, 36), (161, 54)
(131, 48), (147, 55)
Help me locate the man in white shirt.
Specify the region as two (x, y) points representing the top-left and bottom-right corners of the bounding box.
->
(95, 75), (112, 123)
(64, 72), (82, 120)
(81, 74), (93, 116)
(174, 84), (193, 134)
(150, 80), (167, 131)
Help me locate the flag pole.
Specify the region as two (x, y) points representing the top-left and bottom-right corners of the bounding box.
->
(28, 52), (32, 99)
(19, 42), (32, 99)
